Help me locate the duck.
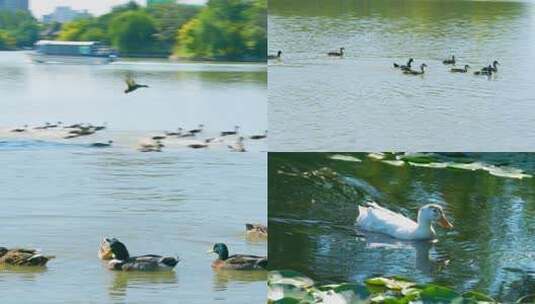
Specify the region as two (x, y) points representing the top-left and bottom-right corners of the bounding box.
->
(403, 63), (427, 75)
(482, 60), (499, 73)
(228, 137), (246, 152)
(221, 126), (240, 137)
(90, 140), (113, 148)
(474, 65), (493, 76)
(152, 135), (166, 141)
(189, 124), (204, 134)
(356, 201), (453, 240)
(450, 65), (470, 73)
(268, 50), (282, 60)
(165, 128), (181, 136)
(246, 224), (268, 238)
(249, 130), (267, 140)
(0, 247), (55, 266)
(103, 238), (179, 272)
(64, 123), (83, 129)
(208, 243), (267, 270)
(34, 122), (51, 130)
(138, 140), (164, 152)
(124, 75), (149, 94)
(327, 47), (344, 57)
(93, 123), (107, 131)
(393, 58), (414, 71)
(188, 141), (208, 149)
(11, 125), (28, 133)
(44, 121), (62, 129)
(442, 55), (455, 65)
(176, 128), (195, 138)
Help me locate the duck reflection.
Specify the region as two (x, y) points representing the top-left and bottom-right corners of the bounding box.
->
(108, 269), (178, 297)
(0, 264), (47, 281)
(212, 269), (267, 290)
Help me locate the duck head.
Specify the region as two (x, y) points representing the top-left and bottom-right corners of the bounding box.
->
(420, 63), (428, 71)
(493, 60), (499, 67)
(208, 243), (229, 260)
(418, 204), (453, 229)
(407, 58), (414, 66)
(277, 50), (282, 56)
(108, 238), (130, 260)
(464, 65), (470, 70)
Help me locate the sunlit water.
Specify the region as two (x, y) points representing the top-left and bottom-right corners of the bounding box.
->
(269, 153), (535, 302)
(0, 53), (267, 303)
(268, 0), (535, 151)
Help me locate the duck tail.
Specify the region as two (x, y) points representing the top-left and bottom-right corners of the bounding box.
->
(161, 256), (179, 268)
(28, 254), (54, 266)
(393, 63), (400, 68)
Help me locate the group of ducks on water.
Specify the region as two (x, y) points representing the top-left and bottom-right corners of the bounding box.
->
(393, 55), (500, 76)
(268, 49), (500, 77)
(9, 122), (267, 152)
(0, 224), (267, 271)
(140, 125), (267, 153)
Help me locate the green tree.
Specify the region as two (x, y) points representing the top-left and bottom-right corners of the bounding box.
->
(0, 10), (39, 48)
(0, 29), (16, 50)
(108, 10), (157, 54)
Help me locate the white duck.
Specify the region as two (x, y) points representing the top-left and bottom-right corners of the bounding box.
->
(356, 201), (453, 240)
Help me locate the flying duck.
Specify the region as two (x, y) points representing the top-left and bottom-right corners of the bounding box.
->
(393, 58), (414, 71)
(124, 75), (149, 94)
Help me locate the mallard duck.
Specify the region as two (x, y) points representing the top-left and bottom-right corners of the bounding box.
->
(124, 75), (149, 94)
(450, 65), (470, 73)
(188, 142), (208, 149)
(189, 124), (204, 134)
(103, 238), (179, 272)
(442, 55), (455, 65)
(246, 224), (267, 237)
(268, 50), (282, 60)
(403, 63), (427, 75)
(356, 201), (453, 240)
(482, 60), (499, 73)
(90, 140), (113, 148)
(228, 137), (246, 152)
(327, 47), (344, 57)
(152, 135), (166, 141)
(221, 126), (240, 136)
(249, 130), (267, 140)
(11, 125), (28, 133)
(208, 243), (267, 270)
(0, 247), (55, 266)
(474, 65), (493, 76)
(393, 58), (414, 71)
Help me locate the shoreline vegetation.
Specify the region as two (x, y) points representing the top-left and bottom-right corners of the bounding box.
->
(0, 0), (267, 62)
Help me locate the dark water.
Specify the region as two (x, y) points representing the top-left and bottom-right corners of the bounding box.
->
(268, 0), (535, 151)
(268, 153), (535, 302)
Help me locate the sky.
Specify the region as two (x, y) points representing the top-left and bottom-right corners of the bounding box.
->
(30, 0), (206, 18)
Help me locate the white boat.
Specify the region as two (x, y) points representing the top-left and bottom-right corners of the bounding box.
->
(29, 40), (117, 64)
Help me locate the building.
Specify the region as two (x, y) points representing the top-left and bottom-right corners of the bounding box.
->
(147, 0), (176, 6)
(42, 6), (91, 24)
(0, 0), (29, 12)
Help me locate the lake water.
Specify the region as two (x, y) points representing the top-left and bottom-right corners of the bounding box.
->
(268, 153), (535, 302)
(0, 52), (267, 303)
(268, 0), (535, 151)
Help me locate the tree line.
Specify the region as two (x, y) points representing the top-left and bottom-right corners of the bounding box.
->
(0, 0), (266, 61)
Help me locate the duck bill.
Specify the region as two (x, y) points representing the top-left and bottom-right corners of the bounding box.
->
(438, 215), (453, 229)
(206, 249), (214, 254)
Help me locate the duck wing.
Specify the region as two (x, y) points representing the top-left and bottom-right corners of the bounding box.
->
(226, 254), (267, 270)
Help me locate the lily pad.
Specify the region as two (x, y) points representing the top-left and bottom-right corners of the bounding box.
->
(365, 277), (415, 291)
(268, 270), (315, 288)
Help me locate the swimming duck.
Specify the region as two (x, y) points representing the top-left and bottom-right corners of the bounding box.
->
(44, 121), (62, 129)
(474, 65), (493, 76)
(124, 75), (149, 94)
(188, 142), (208, 149)
(90, 140), (113, 148)
(103, 238), (179, 272)
(228, 137), (246, 152)
(138, 140), (164, 152)
(0, 247), (55, 266)
(165, 128), (181, 136)
(34, 122), (51, 130)
(327, 47), (344, 57)
(482, 60), (499, 73)
(246, 224), (268, 237)
(11, 125), (28, 133)
(268, 50), (282, 60)
(393, 58), (414, 71)
(442, 55), (455, 65)
(450, 65), (470, 73)
(189, 124), (204, 134)
(94, 123), (107, 131)
(221, 126), (240, 136)
(249, 130), (267, 140)
(152, 135), (166, 141)
(403, 63), (427, 75)
(208, 243), (267, 270)
(64, 123), (82, 129)
(356, 201), (453, 240)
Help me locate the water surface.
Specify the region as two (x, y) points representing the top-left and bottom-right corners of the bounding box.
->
(269, 153), (535, 302)
(269, 0), (535, 151)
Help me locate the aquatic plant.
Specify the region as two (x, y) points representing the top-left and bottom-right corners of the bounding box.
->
(267, 270), (535, 303)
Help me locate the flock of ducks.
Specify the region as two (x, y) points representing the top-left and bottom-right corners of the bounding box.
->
(0, 224), (267, 271)
(9, 122), (267, 152)
(268, 49), (500, 77)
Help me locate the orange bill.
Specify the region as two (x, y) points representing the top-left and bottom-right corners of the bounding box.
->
(438, 214), (453, 229)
